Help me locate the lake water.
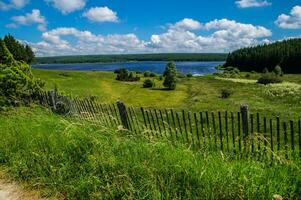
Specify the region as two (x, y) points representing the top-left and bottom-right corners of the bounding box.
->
(32, 61), (224, 75)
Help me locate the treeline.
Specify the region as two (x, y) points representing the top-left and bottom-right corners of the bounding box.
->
(224, 38), (301, 73)
(1, 34), (34, 64)
(34, 53), (227, 64)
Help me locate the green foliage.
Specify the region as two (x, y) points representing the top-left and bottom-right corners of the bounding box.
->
(0, 40), (14, 65)
(0, 40), (44, 106)
(263, 68), (269, 73)
(3, 34), (34, 64)
(219, 67), (240, 78)
(220, 89), (232, 98)
(115, 68), (140, 82)
(0, 107), (301, 199)
(257, 73), (283, 85)
(225, 38), (301, 73)
(186, 73), (193, 78)
(273, 65), (283, 76)
(143, 71), (157, 77)
(35, 53), (228, 64)
(143, 79), (155, 88)
(163, 62), (177, 90)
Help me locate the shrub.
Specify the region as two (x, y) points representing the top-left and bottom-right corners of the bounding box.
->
(263, 82), (301, 98)
(257, 73), (283, 85)
(116, 68), (140, 82)
(143, 79), (155, 88)
(219, 67), (240, 78)
(186, 73), (193, 78)
(220, 89), (232, 99)
(143, 71), (151, 77)
(273, 65), (283, 76)
(149, 72), (157, 77)
(0, 40), (44, 106)
(263, 68), (269, 73)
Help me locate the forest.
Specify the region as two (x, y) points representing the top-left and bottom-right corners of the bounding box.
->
(224, 38), (301, 73)
(34, 53), (227, 64)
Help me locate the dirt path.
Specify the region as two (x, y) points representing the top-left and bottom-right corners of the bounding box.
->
(0, 180), (44, 200)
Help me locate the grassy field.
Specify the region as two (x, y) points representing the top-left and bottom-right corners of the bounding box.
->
(0, 106), (300, 199)
(33, 69), (301, 119)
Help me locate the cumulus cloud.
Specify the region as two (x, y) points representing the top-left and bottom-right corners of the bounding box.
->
(235, 0), (271, 8)
(275, 5), (301, 29)
(83, 7), (119, 23)
(170, 18), (202, 30)
(30, 18), (272, 56)
(149, 19), (272, 53)
(0, 0), (28, 10)
(30, 27), (146, 56)
(7, 9), (47, 31)
(45, 0), (86, 14)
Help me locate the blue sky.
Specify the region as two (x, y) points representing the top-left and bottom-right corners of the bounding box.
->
(0, 0), (300, 56)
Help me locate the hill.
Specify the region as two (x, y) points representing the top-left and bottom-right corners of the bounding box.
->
(224, 38), (301, 73)
(34, 53), (227, 64)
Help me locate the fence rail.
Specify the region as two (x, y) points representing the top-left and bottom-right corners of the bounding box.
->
(35, 91), (301, 160)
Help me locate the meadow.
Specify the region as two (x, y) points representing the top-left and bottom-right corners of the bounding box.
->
(0, 106), (300, 199)
(33, 69), (301, 119)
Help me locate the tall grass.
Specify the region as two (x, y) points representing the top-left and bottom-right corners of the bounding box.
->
(0, 106), (300, 199)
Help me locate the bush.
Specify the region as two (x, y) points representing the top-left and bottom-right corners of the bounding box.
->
(220, 89), (232, 99)
(143, 71), (151, 77)
(273, 65), (283, 76)
(143, 79), (155, 88)
(116, 68), (140, 82)
(186, 73), (193, 78)
(219, 67), (240, 78)
(263, 68), (269, 73)
(257, 73), (283, 85)
(0, 40), (44, 106)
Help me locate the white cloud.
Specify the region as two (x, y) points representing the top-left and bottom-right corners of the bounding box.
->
(30, 18), (272, 56)
(235, 0), (271, 8)
(171, 18), (202, 30)
(8, 9), (47, 31)
(0, 0), (28, 10)
(30, 27), (146, 56)
(148, 19), (272, 53)
(83, 7), (119, 23)
(45, 0), (86, 14)
(275, 6), (301, 29)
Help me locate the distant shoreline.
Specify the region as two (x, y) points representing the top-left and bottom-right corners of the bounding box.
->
(34, 53), (227, 65)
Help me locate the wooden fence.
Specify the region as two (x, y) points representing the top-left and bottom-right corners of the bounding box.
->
(35, 91), (301, 160)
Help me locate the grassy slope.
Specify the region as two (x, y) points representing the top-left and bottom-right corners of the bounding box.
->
(0, 106), (300, 199)
(33, 69), (301, 118)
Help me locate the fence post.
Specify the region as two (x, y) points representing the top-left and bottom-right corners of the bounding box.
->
(116, 101), (129, 129)
(241, 104), (249, 138)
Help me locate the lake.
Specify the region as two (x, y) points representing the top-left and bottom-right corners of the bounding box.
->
(32, 61), (224, 75)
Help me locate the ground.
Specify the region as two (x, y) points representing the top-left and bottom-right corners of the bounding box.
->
(33, 69), (301, 119)
(0, 171), (46, 200)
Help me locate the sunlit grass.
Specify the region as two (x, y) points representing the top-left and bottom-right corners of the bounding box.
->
(0, 106), (300, 199)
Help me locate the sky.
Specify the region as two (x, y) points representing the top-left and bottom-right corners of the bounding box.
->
(0, 0), (301, 56)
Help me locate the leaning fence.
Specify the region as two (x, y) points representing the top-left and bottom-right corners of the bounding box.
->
(35, 91), (301, 160)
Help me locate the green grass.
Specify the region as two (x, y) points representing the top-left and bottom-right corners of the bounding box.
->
(0, 106), (301, 199)
(33, 69), (301, 119)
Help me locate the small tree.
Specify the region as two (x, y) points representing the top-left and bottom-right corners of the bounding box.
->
(163, 62), (177, 90)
